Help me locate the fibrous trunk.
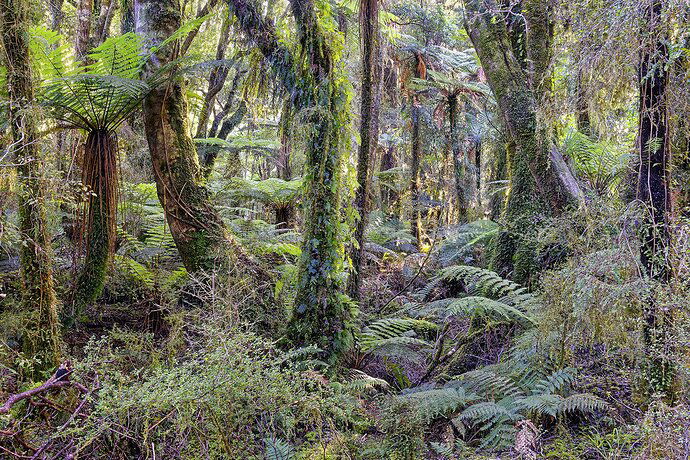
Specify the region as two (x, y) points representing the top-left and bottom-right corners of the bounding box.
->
(74, 130), (118, 311)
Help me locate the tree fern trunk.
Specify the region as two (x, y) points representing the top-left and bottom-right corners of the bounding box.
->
(1, 0), (61, 371)
(73, 130), (117, 312)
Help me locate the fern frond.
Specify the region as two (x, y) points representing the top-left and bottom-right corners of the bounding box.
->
(559, 393), (608, 415)
(400, 386), (479, 421)
(263, 437), (295, 460)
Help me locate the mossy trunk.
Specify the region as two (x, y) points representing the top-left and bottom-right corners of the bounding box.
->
(465, 0), (582, 284)
(286, 0), (354, 363)
(136, 0), (233, 275)
(73, 130), (117, 312)
(637, 0), (672, 399)
(1, 0), (61, 371)
(137, 0), (276, 319)
(228, 0), (353, 361)
(348, 0), (381, 300)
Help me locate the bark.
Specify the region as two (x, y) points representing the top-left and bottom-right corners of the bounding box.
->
(276, 99), (294, 227)
(195, 9), (232, 139)
(121, 0), (135, 33)
(287, 0), (353, 361)
(136, 0), (278, 328)
(465, 0), (582, 284)
(347, 0), (381, 300)
(409, 54), (425, 246)
(1, 0), (61, 371)
(94, 0), (116, 44)
(229, 0), (354, 361)
(180, 0), (220, 57)
(48, 0), (64, 31)
(75, 0), (93, 61)
(464, 0), (581, 215)
(449, 94), (468, 222)
(636, 0), (672, 398)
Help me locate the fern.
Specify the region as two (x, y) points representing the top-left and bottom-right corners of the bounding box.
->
(400, 386), (479, 421)
(263, 437), (295, 460)
(345, 369), (390, 392)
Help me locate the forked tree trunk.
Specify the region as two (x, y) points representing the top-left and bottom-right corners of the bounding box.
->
(1, 0), (61, 371)
(637, 0), (672, 398)
(465, 0), (582, 284)
(348, 0), (382, 300)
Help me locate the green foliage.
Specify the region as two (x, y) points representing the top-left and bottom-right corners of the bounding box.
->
(561, 129), (631, 196)
(64, 327), (364, 458)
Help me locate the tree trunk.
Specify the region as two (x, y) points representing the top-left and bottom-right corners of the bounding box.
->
(1, 0), (61, 371)
(287, 0), (353, 362)
(636, 0), (672, 398)
(465, 0), (582, 284)
(347, 0), (381, 300)
(449, 94), (467, 223)
(73, 130), (118, 311)
(465, 0), (581, 215)
(228, 0), (354, 361)
(410, 53), (425, 246)
(195, 9), (231, 139)
(48, 0), (64, 31)
(75, 0), (93, 61)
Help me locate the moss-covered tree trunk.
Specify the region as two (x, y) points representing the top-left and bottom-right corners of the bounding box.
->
(636, 0), (672, 398)
(228, 0), (353, 361)
(348, 0), (381, 300)
(75, 0), (92, 61)
(1, 0), (61, 370)
(465, 0), (582, 283)
(137, 0), (233, 274)
(287, 0), (354, 362)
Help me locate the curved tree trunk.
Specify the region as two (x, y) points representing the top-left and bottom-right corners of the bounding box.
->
(136, 0), (276, 324)
(1, 0), (61, 371)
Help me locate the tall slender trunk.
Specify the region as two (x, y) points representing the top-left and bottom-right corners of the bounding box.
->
(275, 99), (294, 228)
(448, 94), (467, 222)
(1, 0), (61, 370)
(75, 0), (93, 61)
(637, 0), (672, 398)
(348, 0), (381, 300)
(195, 9), (231, 139)
(48, 0), (64, 31)
(228, 0), (353, 361)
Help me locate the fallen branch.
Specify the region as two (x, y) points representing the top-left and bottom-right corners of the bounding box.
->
(0, 363), (83, 415)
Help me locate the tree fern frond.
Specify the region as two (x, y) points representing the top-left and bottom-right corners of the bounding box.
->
(559, 393), (608, 415)
(400, 386), (479, 421)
